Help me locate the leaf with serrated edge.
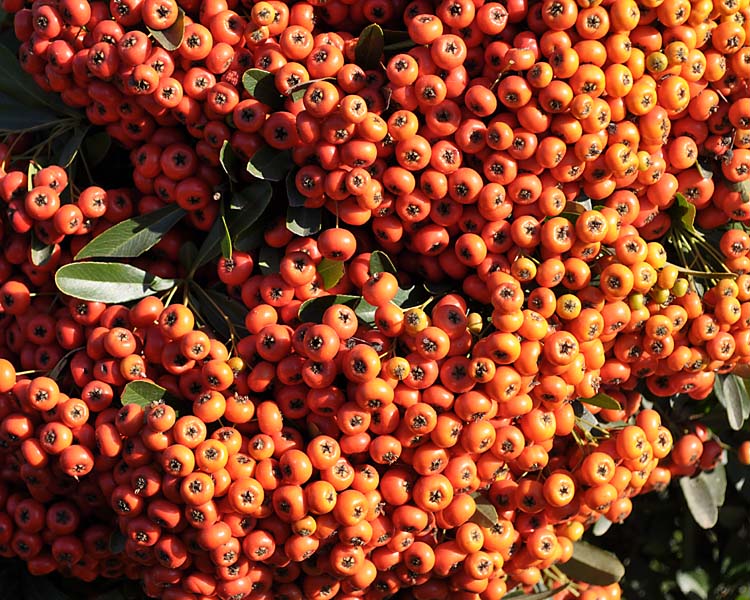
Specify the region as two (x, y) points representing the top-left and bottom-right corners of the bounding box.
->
(369, 250), (397, 275)
(557, 541), (625, 585)
(55, 262), (174, 303)
(317, 258), (345, 290)
(121, 381), (167, 406)
(298, 295), (361, 323)
(147, 8), (185, 51)
(76, 205), (186, 259)
(680, 475), (719, 529)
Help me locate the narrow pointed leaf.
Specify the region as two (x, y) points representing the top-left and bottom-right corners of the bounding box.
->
(30, 231), (54, 267)
(242, 68), (284, 108)
(220, 215), (232, 260)
(286, 206), (322, 236)
(120, 380), (167, 407)
(582, 392), (621, 411)
(298, 295), (362, 323)
(83, 131), (111, 167)
(219, 140), (241, 183)
(55, 262), (174, 303)
(247, 146), (292, 181)
(317, 258), (345, 290)
(558, 541), (625, 585)
(680, 474), (719, 529)
(57, 125), (89, 167)
(286, 169), (308, 207)
(27, 161), (41, 190)
(369, 250), (397, 275)
(355, 24), (384, 69)
(259, 246), (282, 275)
(147, 8), (185, 51)
(0, 98), (59, 130)
(75, 204), (186, 259)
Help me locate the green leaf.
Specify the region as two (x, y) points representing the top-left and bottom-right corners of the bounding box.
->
(189, 286), (249, 341)
(730, 180), (750, 204)
(0, 45), (79, 117)
(147, 8), (185, 51)
(287, 77), (336, 103)
(179, 241), (198, 272)
(696, 158), (714, 180)
(27, 161), (41, 191)
(717, 374), (747, 430)
(369, 250), (397, 275)
(673, 192), (697, 234)
(75, 204), (186, 260)
(22, 570), (70, 600)
(242, 68), (284, 109)
(392, 285), (431, 309)
(220, 215), (232, 260)
(192, 182), (272, 268)
(680, 474), (719, 529)
(286, 206), (322, 236)
(247, 146), (293, 181)
(355, 24), (384, 70)
(317, 258), (345, 290)
(286, 169), (308, 208)
(700, 464), (727, 508)
(298, 294), (361, 323)
(108, 530), (127, 553)
(355, 297), (377, 324)
(558, 541), (625, 585)
(55, 262), (174, 303)
(675, 569), (710, 600)
(219, 140), (241, 183)
(57, 125), (89, 167)
(121, 381), (167, 408)
(469, 492), (498, 527)
(502, 584), (570, 600)
(0, 95), (60, 130)
(258, 246), (282, 275)
(592, 515), (613, 536)
(82, 131), (111, 167)
(30, 231), (54, 267)
(582, 392), (622, 411)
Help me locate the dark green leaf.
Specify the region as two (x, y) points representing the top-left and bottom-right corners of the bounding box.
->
(369, 250), (397, 275)
(242, 68), (284, 109)
(27, 161), (41, 191)
(392, 285), (431, 309)
(57, 125), (89, 167)
(675, 569), (710, 600)
(355, 24), (384, 70)
(22, 570), (70, 600)
(108, 530), (127, 553)
(55, 262), (174, 303)
(717, 374), (747, 430)
(355, 297), (377, 324)
(502, 584), (570, 600)
(120, 380), (167, 407)
(298, 295), (361, 323)
(258, 246), (282, 275)
(219, 140), (241, 183)
(696, 158), (714, 180)
(189, 285), (249, 341)
(234, 216), (269, 252)
(286, 169), (308, 207)
(317, 258), (345, 290)
(179, 242), (198, 271)
(147, 8), (185, 51)
(75, 204), (186, 260)
(287, 77), (336, 103)
(0, 95), (60, 130)
(730, 180), (750, 204)
(680, 474), (719, 529)
(247, 146), (292, 181)
(30, 231), (54, 267)
(220, 215), (232, 260)
(382, 29), (417, 54)
(469, 492), (498, 527)
(0, 46), (79, 116)
(193, 182), (272, 268)
(286, 206), (322, 236)
(558, 541), (625, 585)
(82, 131), (112, 167)
(700, 464), (727, 508)
(673, 192), (697, 234)
(47, 347), (82, 381)
(582, 392), (622, 411)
